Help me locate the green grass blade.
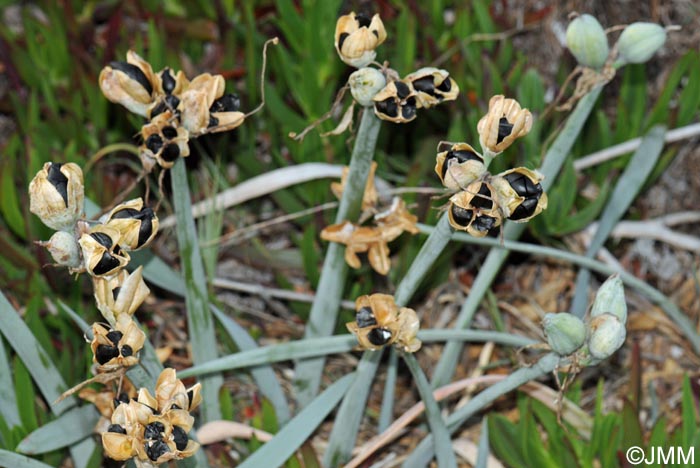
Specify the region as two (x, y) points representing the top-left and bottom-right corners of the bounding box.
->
(430, 87), (605, 389)
(293, 110), (382, 406)
(129, 250), (186, 295)
(210, 304), (291, 424)
(0, 449), (54, 468)
(16, 405), (98, 455)
(238, 373), (356, 468)
(403, 352), (457, 468)
(170, 157), (223, 423)
(570, 125), (666, 317)
(0, 336), (21, 428)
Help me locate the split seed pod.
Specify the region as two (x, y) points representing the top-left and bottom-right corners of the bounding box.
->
(447, 181), (503, 237)
(334, 12), (387, 68)
(99, 50), (158, 117)
(93, 266), (150, 326)
(491, 167), (547, 221)
(91, 315), (146, 372)
(29, 162), (85, 231)
(477, 95), (533, 155)
(373, 80), (418, 123)
(104, 198), (159, 251)
(434, 142), (486, 190)
(78, 225), (130, 278)
(346, 294), (421, 352)
(178, 73), (245, 135)
(140, 111), (191, 169)
(102, 401), (142, 461)
(405, 67), (459, 109)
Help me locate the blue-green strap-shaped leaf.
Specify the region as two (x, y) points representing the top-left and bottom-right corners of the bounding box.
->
(16, 405), (98, 455)
(0, 449), (55, 468)
(0, 335), (21, 427)
(238, 373), (355, 468)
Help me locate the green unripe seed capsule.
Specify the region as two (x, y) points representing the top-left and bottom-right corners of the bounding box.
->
(542, 312), (586, 355)
(566, 14), (609, 69)
(349, 67), (387, 107)
(617, 22), (666, 64)
(590, 274), (627, 323)
(587, 313), (626, 360)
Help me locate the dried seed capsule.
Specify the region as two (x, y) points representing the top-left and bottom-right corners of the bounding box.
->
(346, 294), (421, 352)
(373, 80), (418, 123)
(447, 181), (503, 237)
(99, 50), (158, 117)
(349, 67), (387, 106)
(542, 312), (586, 355)
(90, 315), (146, 372)
(104, 198), (159, 251)
(140, 111), (190, 169)
(29, 162), (85, 232)
(405, 67), (459, 108)
(93, 267), (150, 326)
(78, 225), (130, 278)
(616, 22), (666, 65)
(434, 142), (486, 190)
(335, 12), (387, 68)
(477, 95), (533, 155)
(590, 274), (627, 323)
(491, 167), (548, 221)
(565, 14), (609, 69)
(587, 313), (626, 360)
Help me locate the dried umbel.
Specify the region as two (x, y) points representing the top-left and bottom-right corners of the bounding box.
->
(405, 67), (459, 109)
(335, 12), (387, 68)
(447, 181), (503, 237)
(91, 315), (146, 372)
(373, 80), (418, 123)
(477, 95), (533, 155)
(103, 198), (159, 251)
(93, 266), (150, 326)
(79, 225), (130, 278)
(346, 293), (421, 352)
(491, 167), (548, 222)
(434, 142), (486, 190)
(29, 162), (85, 231)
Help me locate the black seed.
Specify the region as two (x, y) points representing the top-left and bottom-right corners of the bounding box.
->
(161, 143), (180, 162)
(401, 103), (417, 120)
(441, 148), (483, 180)
(437, 77), (451, 92)
(338, 32), (350, 51)
(144, 421), (165, 440)
(372, 30), (379, 37)
(375, 99), (398, 118)
(450, 205), (472, 227)
(146, 134), (163, 154)
(96, 344), (119, 364)
(411, 76), (436, 95)
(136, 208), (155, 248)
(504, 172), (542, 198)
(473, 215), (497, 232)
(356, 306), (377, 328)
(146, 439), (170, 461)
(367, 327), (392, 346)
(46, 163), (69, 206)
(150, 94), (180, 119)
(208, 115), (219, 128)
(355, 13), (371, 28)
(106, 330), (123, 345)
(496, 117), (514, 144)
(120, 345), (133, 357)
(111, 208), (140, 220)
(471, 184), (493, 210)
(161, 68), (176, 94)
(394, 81), (411, 99)
(90, 232), (113, 249)
(93, 252), (121, 276)
(173, 425), (188, 450)
(109, 61), (153, 96)
(113, 392), (130, 408)
(210, 93), (240, 113)
(187, 389), (195, 409)
(109, 287), (121, 303)
(107, 424), (127, 434)
(509, 198), (539, 221)
(161, 126), (177, 139)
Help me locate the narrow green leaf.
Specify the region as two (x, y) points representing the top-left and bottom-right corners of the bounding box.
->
(0, 337), (21, 428)
(0, 162), (26, 236)
(476, 417), (490, 468)
(488, 415), (526, 467)
(378, 349), (398, 432)
(129, 250), (186, 296)
(677, 54), (700, 125)
(238, 373), (355, 468)
(681, 375), (696, 448)
(0, 449), (54, 468)
(16, 405), (98, 455)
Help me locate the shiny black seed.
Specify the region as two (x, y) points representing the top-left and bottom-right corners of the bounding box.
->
(173, 425), (188, 450)
(504, 172), (542, 198)
(394, 81), (411, 99)
(162, 126), (178, 139)
(356, 13), (371, 27)
(146, 439), (170, 461)
(109, 61), (153, 96)
(136, 208), (155, 248)
(496, 117), (514, 144)
(187, 389), (195, 409)
(150, 95), (180, 119)
(111, 208), (139, 220)
(106, 330), (123, 345)
(210, 93), (240, 113)
(107, 424), (127, 434)
(120, 345), (133, 357)
(356, 306), (377, 328)
(367, 327), (392, 346)
(111, 287), (121, 301)
(161, 143), (180, 162)
(401, 103), (417, 120)
(450, 205), (472, 227)
(375, 99), (398, 118)
(96, 344), (119, 364)
(161, 68), (176, 94)
(146, 134), (164, 154)
(509, 198), (539, 221)
(437, 77), (451, 92)
(473, 215), (497, 232)
(471, 184), (493, 210)
(338, 32), (350, 51)
(93, 252), (121, 276)
(208, 115), (219, 128)
(47, 163), (69, 206)
(90, 232), (113, 249)
(441, 148), (483, 179)
(144, 421), (165, 440)
(411, 76), (436, 96)
(113, 392), (130, 408)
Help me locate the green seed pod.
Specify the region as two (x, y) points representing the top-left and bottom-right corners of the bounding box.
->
(542, 313), (586, 355)
(349, 67), (387, 106)
(41, 230), (81, 269)
(587, 313), (626, 360)
(566, 14), (609, 69)
(617, 22), (666, 64)
(590, 274), (627, 323)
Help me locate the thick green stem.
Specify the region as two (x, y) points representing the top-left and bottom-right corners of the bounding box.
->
(171, 157), (223, 423)
(293, 110), (382, 407)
